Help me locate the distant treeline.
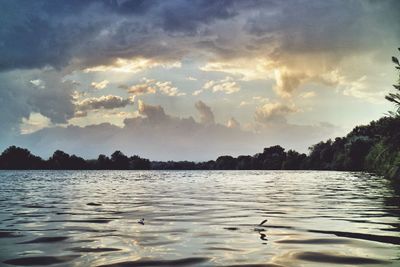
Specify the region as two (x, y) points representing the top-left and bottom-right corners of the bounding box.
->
(0, 116), (399, 178)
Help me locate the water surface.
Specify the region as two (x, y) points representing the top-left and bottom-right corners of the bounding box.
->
(0, 170), (399, 266)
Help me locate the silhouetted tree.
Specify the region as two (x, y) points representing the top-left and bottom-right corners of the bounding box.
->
(130, 155), (151, 170)
(48, 150), (71, 169)
(110, 150), (130, 169)
(236, 155), (253, 170)
(68, 155), (88, 170)
(343, 137), (374, 171)
(258, 145), (286, 169)
(215, 155), (237, 169)
(282, 150), (307, 170)
(96, 154), (112, 169)
(308, 141), (334, 170)
(0, 146), (45, 169)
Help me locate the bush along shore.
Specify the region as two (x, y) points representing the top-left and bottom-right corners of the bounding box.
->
(0, 48), (399, 179)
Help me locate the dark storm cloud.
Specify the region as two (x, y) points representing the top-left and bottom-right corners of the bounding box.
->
(0, 0), (239, 71)
(0, 74), (31, 141)
(155, 0), (237, 34)
(245, 0), (400, 56)
(0, 70), (76, 140)
(0, 0), (398, 72)
(104, 0), (158, 15)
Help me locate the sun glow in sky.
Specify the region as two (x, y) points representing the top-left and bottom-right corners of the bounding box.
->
(0, 0), (399, 160)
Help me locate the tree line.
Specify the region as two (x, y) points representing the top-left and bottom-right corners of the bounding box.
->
(0, 148), (151, 170)
(0, 113), (398, 173)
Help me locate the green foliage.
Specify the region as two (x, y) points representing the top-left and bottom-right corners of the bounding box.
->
(386, 48), (400, 116)
(282, 150), (307, 170)
(365, 141), (400, 179)
(258, 145), (287, 169)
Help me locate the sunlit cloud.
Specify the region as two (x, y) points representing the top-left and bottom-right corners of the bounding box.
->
(201, 57), (342, 99)
(119, 79), (157, 95)
(300, 91), (317, 99)
(240, 96), (269, 107)
(200, 59), (274, 81)
(157, 81), (186, 96)
(84, 58), (181, 73)
(20, 113), (51, 134)
(121, 78), (185, 97)
(74, 95), (135, 117)
(90, 80), (109, 90)
(341, 75), (386, 104)
(227, 117), (240, 129)
(254, 102), (298, 125)
(195, 76), (240, 95)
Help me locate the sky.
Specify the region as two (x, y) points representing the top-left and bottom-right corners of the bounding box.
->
(0, 0), (399, 161)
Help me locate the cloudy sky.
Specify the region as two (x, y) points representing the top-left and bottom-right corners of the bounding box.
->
(0, 0), (399, 160)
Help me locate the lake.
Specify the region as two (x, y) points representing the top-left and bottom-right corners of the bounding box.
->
(0, 170), (399, 266)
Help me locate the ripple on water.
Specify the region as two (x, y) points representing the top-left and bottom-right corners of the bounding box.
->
(18, 236), (69, 244)
(206, 247), (242, 252)
(293, 251), (387, 265)
(0, 170), (399, 266)
(67, 247), (121, 253)
(3, 255), (80, 266)
(221, 264), (285, 267)
(87, 202), (102, 206)
(96, 257), (209, 267)
(0, 231), (23, 238)
(275, 238), (350, 244)
(47, 219), (112, 224)
(309, 229), (400, 245)
(62, 226), (116, 233)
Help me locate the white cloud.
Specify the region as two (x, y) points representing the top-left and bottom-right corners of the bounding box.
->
(84, 58), (181, 73)
(340, 75), (386, 104)
(193, 89), (203, 96)
(156, 81), (185, 96)
(239, 101), (249, 107)
(90, 80), (109, 90)
(239, 96), (269, 107)
(254, 102), (297, 125)
(20, 113), (51, 134)
(196, 76), (240, 95)
(300, 91), (316, 99)
(30, 79), (45, 89)
(227, 117), (240, 129)
(121, 78), (185, 97)
(200, 59), (274, 81)
(120, 79), (157, 95)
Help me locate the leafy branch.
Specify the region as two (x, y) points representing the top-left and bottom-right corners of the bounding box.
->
(385, 48), (400, 116)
